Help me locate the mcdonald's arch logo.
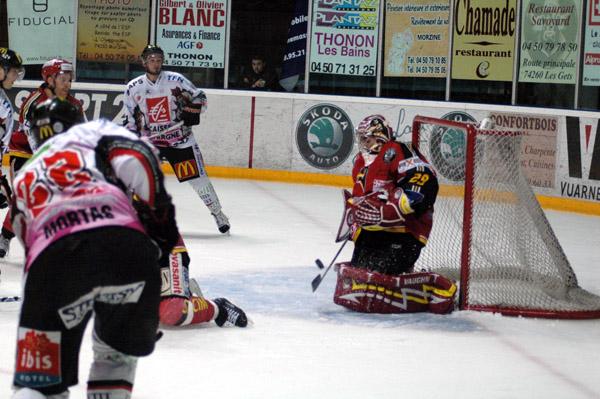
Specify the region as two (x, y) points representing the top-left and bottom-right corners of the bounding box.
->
(173, 160), (199, 182)
(39, 125), (54, 141)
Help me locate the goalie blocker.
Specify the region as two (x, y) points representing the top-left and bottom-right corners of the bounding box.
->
(333, 263), (456, 314)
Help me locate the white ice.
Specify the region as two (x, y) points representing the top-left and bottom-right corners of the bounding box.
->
(1, 176), (599, 399)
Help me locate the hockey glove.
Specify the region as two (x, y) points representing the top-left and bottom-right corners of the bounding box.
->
(351, 189), (425, 228)
(173, 88), (206, 126)
(351, 193), (384, 226)
(133, 197), (180, 262)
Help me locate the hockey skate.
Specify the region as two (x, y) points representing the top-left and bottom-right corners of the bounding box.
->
(0, 235), (10, 258)
(212, 210), (230, 234)
(213, 298), (248, 327)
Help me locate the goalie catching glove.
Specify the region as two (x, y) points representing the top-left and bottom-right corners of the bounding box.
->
(350, 188), (424, 228)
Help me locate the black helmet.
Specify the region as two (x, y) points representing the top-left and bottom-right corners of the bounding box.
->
(141, 45), (164, 60)
(0, 48), (25, 80)
(28, 98), (84, 148)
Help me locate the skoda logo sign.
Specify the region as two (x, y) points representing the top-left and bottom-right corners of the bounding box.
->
(296, 104), (354, 170)
(429, 111), (476, 181)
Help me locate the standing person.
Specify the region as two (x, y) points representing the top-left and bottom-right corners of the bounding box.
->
(239, 54), (278, 90)
(123, 44), (230, 234)
(0, 58), (84, 258)
(10, 98), (179, 399)
(0, 48), (24, 212)
(0, 48), (24, 148)
(333, 114), (456, 314)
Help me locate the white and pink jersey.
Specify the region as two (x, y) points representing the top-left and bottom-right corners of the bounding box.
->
(123, 71), (207, 148)
(13, 119), (166, 270)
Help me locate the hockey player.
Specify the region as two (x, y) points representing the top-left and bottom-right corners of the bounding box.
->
(0, 48), (24, 149)
(10, 98), (178, 399)
(333, 114), (456, 314)
(158, 236), (248, 328)
(0, 48), (24, 261)
(0, 59), (84, 258)
(123, 44), (230, 234)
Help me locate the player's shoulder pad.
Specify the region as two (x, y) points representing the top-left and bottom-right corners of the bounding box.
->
(164, 70), (185, 83)
(126, 75), (145, 91)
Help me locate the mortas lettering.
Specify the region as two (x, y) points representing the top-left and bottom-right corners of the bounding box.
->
(43, 205), (114, 239)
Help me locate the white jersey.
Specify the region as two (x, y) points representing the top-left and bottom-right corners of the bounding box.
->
(12, 119), (167, 270)
(0, 88), (15, 150)
(123, 70), (207, 148)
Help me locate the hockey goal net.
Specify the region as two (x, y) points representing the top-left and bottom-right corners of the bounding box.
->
(412, 115), (600, 319)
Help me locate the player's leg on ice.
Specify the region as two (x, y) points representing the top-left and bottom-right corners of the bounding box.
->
(88, 229), (162, 398)
(186, 143), (230, 233)
(12, 238), (95, 398)
(87, 332), (138, 399)
(160, 144), (230, 233)
(0, 174), (14, 258)
(159, 237), (247, 327)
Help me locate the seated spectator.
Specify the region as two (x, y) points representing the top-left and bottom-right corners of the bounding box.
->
(239, 54), (278, 90)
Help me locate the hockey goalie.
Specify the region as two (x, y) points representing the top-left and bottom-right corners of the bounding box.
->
(333, 114), (456, 314)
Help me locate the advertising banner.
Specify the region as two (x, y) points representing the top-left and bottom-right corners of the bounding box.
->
(77, 0), (150, 63)
(559, 116), (600, 203)
(490, 113), (558, 189)
(156, 0), (228, 69)
(7, 0), (75, 64)
(384, 0), (450, 78)
(280, 0), (308, 92)
(583, 0), (600, 86)
(309, 0), (380, 77)
(518, 0), (579, 84)
(451, 0), (517, 81)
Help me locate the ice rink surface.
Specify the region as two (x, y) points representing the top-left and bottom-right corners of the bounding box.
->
(1, 176), (599, 398)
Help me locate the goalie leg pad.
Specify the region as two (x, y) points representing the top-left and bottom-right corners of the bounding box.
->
(87, 331), (137, 399)
(159, 296), (216, 326)
(333, 264), (456, 314)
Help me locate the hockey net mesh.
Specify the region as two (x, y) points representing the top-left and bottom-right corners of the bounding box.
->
(412, 116), (600, 318)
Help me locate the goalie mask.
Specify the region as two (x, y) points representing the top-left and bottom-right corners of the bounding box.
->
(356, 114), (393, 155)
(28, 98), (84, 149)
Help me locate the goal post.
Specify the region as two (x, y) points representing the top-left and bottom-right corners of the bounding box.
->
(411, 115), (600, 319)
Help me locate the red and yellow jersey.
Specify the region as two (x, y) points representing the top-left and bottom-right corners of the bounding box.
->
(351, 141), (438, 244)
(9, 85), (84, 159)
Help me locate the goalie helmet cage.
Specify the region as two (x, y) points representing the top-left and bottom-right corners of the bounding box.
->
(411, 115), (600, 319)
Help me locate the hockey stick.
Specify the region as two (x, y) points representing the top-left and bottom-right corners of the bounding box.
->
(0, 296), (20, 303)
(311, 239), (349, 292)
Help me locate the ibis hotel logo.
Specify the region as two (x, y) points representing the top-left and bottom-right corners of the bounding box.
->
(296, 104), (354, 170)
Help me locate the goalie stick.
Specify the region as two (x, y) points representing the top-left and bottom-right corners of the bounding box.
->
(311, 238), (349, 292)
